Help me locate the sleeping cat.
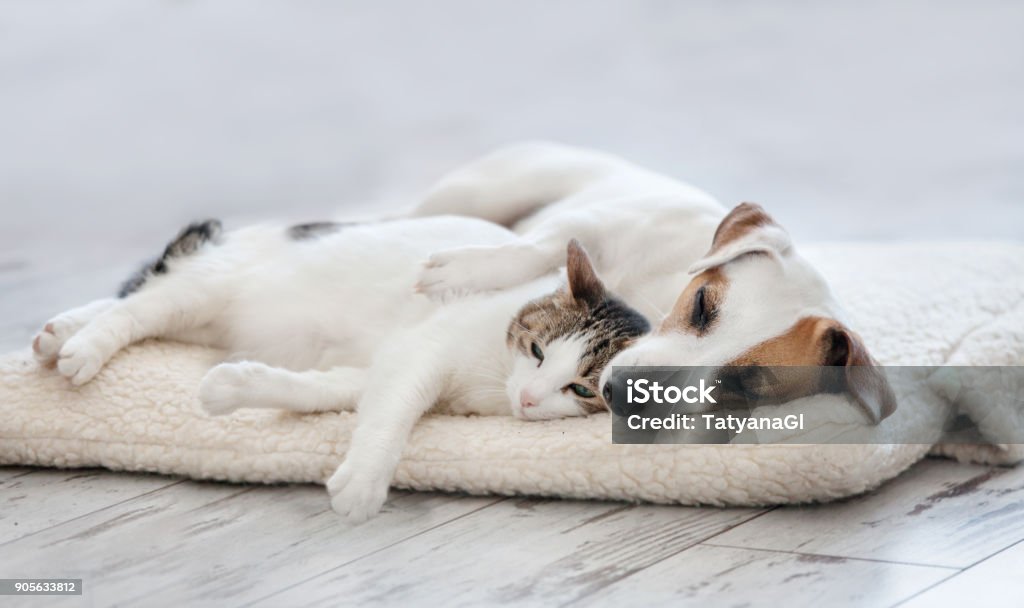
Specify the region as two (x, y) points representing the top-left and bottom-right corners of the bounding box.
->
(32, 216), (649, 520)
(198, 237), (648, 423)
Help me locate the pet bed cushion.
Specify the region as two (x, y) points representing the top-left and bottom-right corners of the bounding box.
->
(2, 242), (1023, 505)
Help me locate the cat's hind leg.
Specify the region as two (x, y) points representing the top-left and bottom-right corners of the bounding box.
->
(54, 220), (228, 385)
(199, 362), (365, 416)
(57, 278), (225, 385)
(33, 297), (117, 366)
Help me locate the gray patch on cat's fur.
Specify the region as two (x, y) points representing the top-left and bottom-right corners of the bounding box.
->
(288, 221), (350, 240)
(118, 219), (223, 298)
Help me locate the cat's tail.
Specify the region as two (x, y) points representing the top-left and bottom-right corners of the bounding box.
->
(410, 141), (627, 227)
(118, 219), (222, 297)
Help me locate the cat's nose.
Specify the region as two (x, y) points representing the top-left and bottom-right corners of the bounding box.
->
(519, 390), (538, 408)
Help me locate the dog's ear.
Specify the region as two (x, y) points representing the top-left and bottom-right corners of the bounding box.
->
(566, 239), (605, 307)
(688, 203), (792, 274)
(823, 323), (897, 424)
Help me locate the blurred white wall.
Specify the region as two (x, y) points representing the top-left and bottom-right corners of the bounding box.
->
(2, 0), (1022, 261)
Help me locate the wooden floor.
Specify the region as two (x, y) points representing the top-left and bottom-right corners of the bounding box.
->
(2, 222), (1023, 607)
(2, 459), (1024, 607)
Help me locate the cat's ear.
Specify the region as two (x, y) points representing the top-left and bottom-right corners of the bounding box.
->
(566, 239), (605, 307)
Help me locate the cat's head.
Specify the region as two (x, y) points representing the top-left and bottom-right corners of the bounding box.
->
(505, 240), (650, 420)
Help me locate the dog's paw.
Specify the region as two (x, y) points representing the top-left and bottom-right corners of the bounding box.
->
(415, 245), (531, 298)
(33, 319), (77, 366)
(199, 361), (272, 415)
(327, 460), (390, 524)
(415, 247), (490, 298)
(56, 336), (106, 386)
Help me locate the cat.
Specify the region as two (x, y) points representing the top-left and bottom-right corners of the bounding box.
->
(32, 215), (649, 521)
(198, 237), (649, 423)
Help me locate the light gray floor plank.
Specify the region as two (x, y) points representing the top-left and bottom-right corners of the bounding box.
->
(253, 499), (766, 607)
(0, 480), (242, 608)
(0, 469), (180, 545)
(709, 459), (1024, 569)
(1, 480), (498, 608)
(899, 540), (1024, 608)
(0, 466), (35, 482)
(585, 544), (954, 608)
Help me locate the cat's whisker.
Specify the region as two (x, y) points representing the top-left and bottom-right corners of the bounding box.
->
(510, 320), (541, 340)
(460, 369), (508, 383)
(465, 388), (510, 398)
(462, 361), (512, 379)
(452, 387), (512, 406)
(461, 363), (510, 378)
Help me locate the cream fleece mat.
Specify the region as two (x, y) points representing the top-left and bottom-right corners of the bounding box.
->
(2, 241), (1023, 505)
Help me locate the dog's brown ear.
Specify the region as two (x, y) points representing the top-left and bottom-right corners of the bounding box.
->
(566, 239), (605, 306)
(823, 323), (897, 424)
(689, 203), (792, 274)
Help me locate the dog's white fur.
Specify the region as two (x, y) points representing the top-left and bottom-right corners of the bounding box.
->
(413, 142), (891, 422)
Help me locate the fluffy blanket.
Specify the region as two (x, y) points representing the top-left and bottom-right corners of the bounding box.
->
(1, 242), (1022, 505)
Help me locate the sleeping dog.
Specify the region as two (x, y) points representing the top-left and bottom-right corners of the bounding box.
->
(414, 142), (896, 423)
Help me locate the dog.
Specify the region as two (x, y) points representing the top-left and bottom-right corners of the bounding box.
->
(413, 142), (896, 424)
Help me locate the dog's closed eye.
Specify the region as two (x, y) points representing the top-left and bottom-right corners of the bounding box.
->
(690, 285), (717, 333)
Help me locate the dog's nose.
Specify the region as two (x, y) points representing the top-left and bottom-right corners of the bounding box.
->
(519, 390), (538, 408)
(602, 374), (643, 417)
(602, 383), (613, 406)
(605, 378), (636, 417)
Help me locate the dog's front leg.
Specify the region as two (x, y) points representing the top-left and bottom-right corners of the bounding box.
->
(416, 210), (602, 297)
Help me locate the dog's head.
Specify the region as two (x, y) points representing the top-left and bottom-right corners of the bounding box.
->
(600, 202), (896, 424)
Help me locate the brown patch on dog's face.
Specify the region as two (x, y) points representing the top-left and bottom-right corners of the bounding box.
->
(659, 203), (786, 341)
(721, 316), (897, 423)
(659, 268), (728, 336)
(726, 317), (831, 367)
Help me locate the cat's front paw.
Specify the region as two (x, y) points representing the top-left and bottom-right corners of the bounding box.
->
(56, 336), (107, 386)
(199, 363), (254, 415)
(33, 319), (77, 366)
(326, 459), (391, 523)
